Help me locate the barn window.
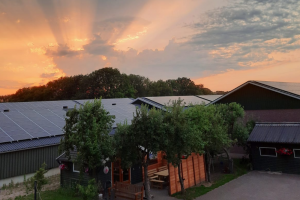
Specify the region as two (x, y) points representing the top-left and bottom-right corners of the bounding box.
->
(73, 163), (80, 173)
(259, 147), (277, 157)
(294, 149), (300, 158)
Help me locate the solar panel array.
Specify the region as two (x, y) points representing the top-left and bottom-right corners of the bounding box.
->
(256, 81), (300, 96)
(0, 100), (78, 144)
(145, 96), (209, 106)
(75, 98), (137, 127)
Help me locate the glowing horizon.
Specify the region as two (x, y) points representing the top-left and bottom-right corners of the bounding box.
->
(1, 0), (300, 95)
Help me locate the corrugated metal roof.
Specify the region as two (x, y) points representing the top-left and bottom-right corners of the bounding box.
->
(0, 136), (62, 153)
(197, 95), (223, 102)
(145, 96), (209, 106)
(131, 96), (209, 109)
(75, 98), (136, 127)
(248, 123), (300, 144)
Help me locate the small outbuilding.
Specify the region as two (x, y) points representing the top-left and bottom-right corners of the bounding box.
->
(248, 122), (300, 174)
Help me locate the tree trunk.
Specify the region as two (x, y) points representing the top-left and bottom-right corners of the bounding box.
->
(177, 161), (185, 194)
(223, 148), (233, 173)
(206, 152), (212, 183)
(143, 151), (151, 200)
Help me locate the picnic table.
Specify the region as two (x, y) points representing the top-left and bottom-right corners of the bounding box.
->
(150, 169), (169, 189)
(154, 169), (169, 179)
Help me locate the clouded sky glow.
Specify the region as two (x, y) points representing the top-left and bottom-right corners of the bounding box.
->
(1, 0), (300, 95)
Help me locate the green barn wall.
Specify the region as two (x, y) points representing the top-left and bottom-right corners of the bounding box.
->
(0, 145), (59, 179)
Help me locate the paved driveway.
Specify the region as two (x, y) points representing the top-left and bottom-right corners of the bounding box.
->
(196, 171), (300, 200)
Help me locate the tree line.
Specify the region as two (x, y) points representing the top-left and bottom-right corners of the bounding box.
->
(0, 67), (227, 102)
(60, 98), (253, 199)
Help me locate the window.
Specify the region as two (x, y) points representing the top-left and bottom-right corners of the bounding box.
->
(259, 147), (277, 157)
(149, 153), (158, 165)
(73, 163), (80, 173)
(294, 149), (300, 158)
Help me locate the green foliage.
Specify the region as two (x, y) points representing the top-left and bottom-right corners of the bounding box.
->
(186, 104), (233, 154)
(77, 179), (98, 200)
(162, 100), (205, 166)
(14, 188), (81, 200)
(161, 99), (205, 193)
(114, 105), (166, 200)
(23, 175), (31, 194)
(114, 105), (166, 168)
(30, 162), (48, 192)
(59, 98), (115, 173)
(0, 67), (221, 102)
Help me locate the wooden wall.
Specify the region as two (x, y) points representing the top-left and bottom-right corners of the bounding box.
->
(142, 151), (166, 179)
(168, 153), (206, 195)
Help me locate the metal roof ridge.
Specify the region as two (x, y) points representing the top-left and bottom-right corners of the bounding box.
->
(208, 80), (300, 106)
(251, 81), (300, 98)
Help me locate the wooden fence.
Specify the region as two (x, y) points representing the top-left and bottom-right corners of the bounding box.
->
(168, 153), (206, 195)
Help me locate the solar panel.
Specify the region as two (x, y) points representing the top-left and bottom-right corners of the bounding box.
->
(0, 100), (78, 112)
(256, 81), (300, 96)
(4, 111), (49, 138)
(145, 96), (208, 106)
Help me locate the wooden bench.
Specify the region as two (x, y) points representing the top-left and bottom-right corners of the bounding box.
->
(150, 179), (165, 189)
(158, 165), (168, 171)
(109, 182), (144, 200)
(147, 168), (158, 180)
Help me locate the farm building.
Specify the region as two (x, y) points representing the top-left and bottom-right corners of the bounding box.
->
(248, 123), (300, 174)
(0, 96), (209, 190)
(57, 96), (208, 195)
(210, 80), (300, 173)
(0, 98), (137, 187)
(209, 80), (300, 122)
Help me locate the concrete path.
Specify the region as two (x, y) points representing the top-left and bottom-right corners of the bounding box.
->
(196, 171), (300, 200)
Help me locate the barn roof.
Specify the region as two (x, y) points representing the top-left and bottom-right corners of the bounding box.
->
(248, 123), (300, 144)
(209, 80), (300, 105)
(196, 95), (222, 102)
(131, 96), (210, 110)
(0, 98), (136, 153)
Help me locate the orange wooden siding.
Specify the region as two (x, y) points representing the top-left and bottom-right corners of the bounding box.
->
(142, 151), (165, 179)
(168, 153), (206, 195)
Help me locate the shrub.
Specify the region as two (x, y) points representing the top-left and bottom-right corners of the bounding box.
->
(77, 179), (98, 200)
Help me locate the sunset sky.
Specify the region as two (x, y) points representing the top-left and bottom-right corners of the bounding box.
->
(1, 0), (300, 95)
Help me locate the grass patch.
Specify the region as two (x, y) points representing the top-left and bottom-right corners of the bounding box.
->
(173, 158), (249, 200)
(14, 188), (82, 200)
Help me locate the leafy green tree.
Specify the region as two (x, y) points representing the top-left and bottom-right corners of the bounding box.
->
(161, 100), (205, 193)
(59, 99), (115, 181)
(216, 103), (245, 171)
(114, 105), (166, 200)
(148, 80), (173, 96)
(127, 74), (151, 97)
(232, 118), (255, 155)
(186, 104), (233, 182)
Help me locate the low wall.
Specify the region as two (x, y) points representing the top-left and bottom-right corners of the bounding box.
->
(0, 167), (60, 188)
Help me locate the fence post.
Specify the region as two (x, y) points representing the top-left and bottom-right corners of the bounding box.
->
(34, 181), (37, 200)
